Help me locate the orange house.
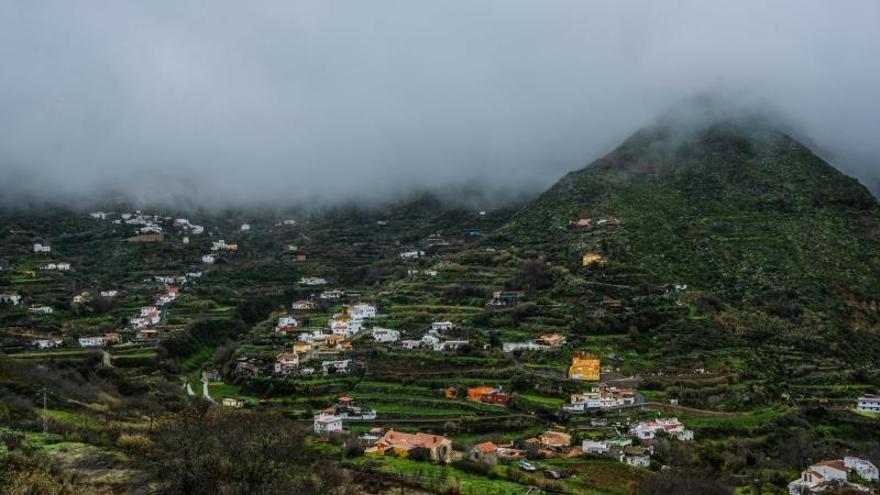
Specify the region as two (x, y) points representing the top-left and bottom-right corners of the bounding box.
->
(467, 387), (497, 402)
(582, 252), (606, 267)
(569, 351), (601, 381)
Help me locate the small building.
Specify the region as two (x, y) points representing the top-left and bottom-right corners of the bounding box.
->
(0, 293), (22, 305)
(291, 300), (317, 311)
(538, 431), (571, 449)
(399, 250), (425, 260)
(844, 457), (879, 482)
(856, 394), (880, 414)
(582, 440), (611, 455)
(33, 339), (63, 350)
(34, 243), (52, 253)
(788, 459), (870, 494)
(28, 306), (54, 315)
(299, 276), (327, 286)
(100, 290), (119, 298)
(274, 352), (300, 374)
(103, 332), (120, 345)
(372, 327), (400, 343)
(313, 413), (343, 434)
(348, 303), (377, 319)
(629, 418), (693, 442)
(319, 289), (345, 300)
(582, 252), (606, 267)
(569, 351), (601, 381)
(240, 223), (251, 231)
(78, 336), (105, 347)
(431, 321), (455, 332)
(221, 397), (246, 408)
(623, 446), (651, 468)
(469, 441), (499, 464)
(537, 333), (566, 347)
(368, 430), (453, 463)
(322, 359), (352, 375)
(467, 386), (510, 406)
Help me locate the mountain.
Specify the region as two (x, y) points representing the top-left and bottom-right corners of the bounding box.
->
(500, 115), (880, 366)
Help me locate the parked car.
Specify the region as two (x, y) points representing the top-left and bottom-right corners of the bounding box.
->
(543, 469), (561, 479)
(518, 460), (537, 472)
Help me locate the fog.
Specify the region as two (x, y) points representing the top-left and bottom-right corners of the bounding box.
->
(1, 1), (878, 209)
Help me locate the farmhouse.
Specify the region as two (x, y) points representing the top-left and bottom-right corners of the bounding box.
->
(368, 430), (453, 463)
(856, 394), (880, 414)
(629, 418), (693, 442)
(568, 351), (601, 381)
(322, 359), (352, 375)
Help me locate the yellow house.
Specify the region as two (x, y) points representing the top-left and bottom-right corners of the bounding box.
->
(582, 252), (606, 267)
(569, 351), (601, 381)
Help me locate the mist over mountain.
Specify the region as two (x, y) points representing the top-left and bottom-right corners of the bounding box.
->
(1, 1), (879, 208)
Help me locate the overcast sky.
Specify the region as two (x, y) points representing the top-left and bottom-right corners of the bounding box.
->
(1, 1), (878, 208)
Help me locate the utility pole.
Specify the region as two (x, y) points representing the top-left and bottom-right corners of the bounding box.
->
(39, 387), (48, 434)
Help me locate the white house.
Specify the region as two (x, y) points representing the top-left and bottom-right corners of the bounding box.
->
(202, 253), (218, 264)
(331, 318), (363, 337)
(582, 440), (611, 455)
(845, 457), (879, 481)
(278, 315), (298, 328)
(788, 459), (869, 494)
(90, 211), (109, 220)
(56, 262), (71, 271)
(79, 337), (105, 347)
(434, 340), (469, 352)
(240, 223), (251, 231)
(502, 342), (542, 353)
(399, 250), (425, 260)
(139, 225), (162, 234)
(292, 300), (317, 311)
(282, 219), (296, 225)
(313, 413), (343, 434)
(0, 293), (22, 305)
(400, 339), (421, 350)
(371, 327), (400, 343)
(182, 236), (189, 244)
(322, 359), (352, 375)
(319, 289), (344, 300)
(431, 321), (455, 332)
(34, 243), (52, 253)
(33, 339), (63, 350)
(420, 332), (441, 347)
(299, 276), (327, 286)
(629, 418), (693, 442)
(348, 303), (377, 319)
(856, 394), (880, 414)
(100, 290), (119, 298)
(28, 306), (54, 315)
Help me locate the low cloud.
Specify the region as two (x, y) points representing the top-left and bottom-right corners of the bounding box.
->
(1, 1), (878, 208)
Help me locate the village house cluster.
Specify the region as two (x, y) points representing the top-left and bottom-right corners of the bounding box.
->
(563, 383), (637, 413)
(787, 458), (877, 494)
(502, 332), (566, 352)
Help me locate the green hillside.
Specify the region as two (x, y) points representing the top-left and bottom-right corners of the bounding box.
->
(502, 118), (880, 366)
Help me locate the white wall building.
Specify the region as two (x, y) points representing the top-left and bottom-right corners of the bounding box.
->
(34, 243), (52, 253)
(856, 395), (880, 414)
(79, 337), (105, 347)
(313, 413), (343, 434)
(630, 418), (693, 442)
(371, 327), (400, 343)
(845, 457), (879, 481)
